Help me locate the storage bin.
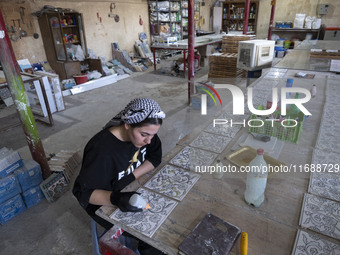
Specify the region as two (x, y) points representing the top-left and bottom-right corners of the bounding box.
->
(73, 74), (88, 85)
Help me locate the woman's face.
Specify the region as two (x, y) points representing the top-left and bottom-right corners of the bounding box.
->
(125, 124), (161, 148)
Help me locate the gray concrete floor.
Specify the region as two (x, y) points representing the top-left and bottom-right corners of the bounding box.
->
(0, 65), (249, 255)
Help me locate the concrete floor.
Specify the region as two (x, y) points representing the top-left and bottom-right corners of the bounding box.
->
(0, 66), (249, 255)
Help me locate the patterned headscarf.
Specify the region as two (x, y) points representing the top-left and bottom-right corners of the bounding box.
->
(104, 98), (166, 128)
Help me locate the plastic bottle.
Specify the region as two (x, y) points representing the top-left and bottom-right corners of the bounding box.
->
(213, 159), (224, 179)
(244, 149), (268, 207)
(129, 194), (150, 210)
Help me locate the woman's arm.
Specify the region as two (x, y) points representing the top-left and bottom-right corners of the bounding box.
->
(89, 160), (154, 206)
(132, 160), (155, 179)
(89, 189), (112, 205)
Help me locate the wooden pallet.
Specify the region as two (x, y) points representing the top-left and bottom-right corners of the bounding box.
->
(310, 50), (340, 59)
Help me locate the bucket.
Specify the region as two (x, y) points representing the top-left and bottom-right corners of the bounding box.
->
(283, 40), (291, 49)
(276, 39), (285, 46)
(73, 74), (88, 85)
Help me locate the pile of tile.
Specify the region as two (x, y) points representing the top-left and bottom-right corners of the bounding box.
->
(40, 150), (81, 203)
(208, 53), (246, 83)
(221, 35), (254, 53)
(0, 148), (44, 224)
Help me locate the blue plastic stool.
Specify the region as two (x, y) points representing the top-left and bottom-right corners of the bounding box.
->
(91, 219), (107, 255)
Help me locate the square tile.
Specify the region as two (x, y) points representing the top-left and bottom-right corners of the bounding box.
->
(169, 146), (218, 171)
(109, 188), (178, 238)
(291, 229), (340, 255)
(204, 121), (242, 138)
(312, 149), (340, 166)
(309, 172), (340, 203)
(144, 164), (200, 201)
(189, 132), (232, 153)
(299, 193), (340, 240)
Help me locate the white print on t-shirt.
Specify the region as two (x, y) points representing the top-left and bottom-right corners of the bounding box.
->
(117, 148), (147, 180)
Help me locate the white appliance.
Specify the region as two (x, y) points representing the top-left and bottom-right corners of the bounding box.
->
(237, 40), (275, 70)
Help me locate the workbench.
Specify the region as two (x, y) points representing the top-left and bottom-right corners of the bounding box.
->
(151, 33), (223, 77)
(96, 61), (340, 253)
(274, 40), (340, 71)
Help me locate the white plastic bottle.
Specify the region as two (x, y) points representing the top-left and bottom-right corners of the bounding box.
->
(213, 159), (224, 179)
(129, 194), (150, 210)
(244, 149), (268, 207)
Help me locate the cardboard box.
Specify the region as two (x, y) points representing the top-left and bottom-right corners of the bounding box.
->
(21, 185), (45, 208)
(14, 159), (43, 192)
(0, 194), (26, 225)
(0, 148), (23, 178)
(0, 175), (22, 204)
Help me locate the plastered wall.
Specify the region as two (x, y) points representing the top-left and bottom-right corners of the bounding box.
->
(2, 0), (150, 64)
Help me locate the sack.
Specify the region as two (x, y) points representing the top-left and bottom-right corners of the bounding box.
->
(312, 18), (322, 29)
(294, 13), (306, 29)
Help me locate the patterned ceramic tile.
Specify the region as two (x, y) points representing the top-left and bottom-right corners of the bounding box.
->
(144, 164), (200, 201)
(308, 172), (340, 203)
(292, 229), (340, 255)
(109, 188), (178, 238)
(312, 149), (340, 167)
(204, 121), (242, 138)
(299, 193), (340, 240)
(169, 146), (218, 171)
(189, 132), (232, 153)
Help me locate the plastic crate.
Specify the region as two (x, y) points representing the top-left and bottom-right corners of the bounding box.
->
(248, 105), (304, 143)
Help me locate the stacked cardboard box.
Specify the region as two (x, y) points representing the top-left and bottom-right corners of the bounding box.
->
(15, 159), (44, 209)
(0, 148), (45, 224)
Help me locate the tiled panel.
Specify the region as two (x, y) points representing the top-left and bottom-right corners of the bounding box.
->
(309, 172), (340, 202)
(169, 146), (218, 171)
(291, 229), (340, 255)
(299, 193), (340, 240)
(110, 188), (178, 238)
(144, 164), (200, 201)
(189, 132), (232, 153)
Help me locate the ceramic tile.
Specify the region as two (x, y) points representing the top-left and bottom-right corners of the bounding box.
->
(144, 164), (200, 201)
(204, 121), (242, 138)
(312, 149), (340, 167)
(109, 188), (178, 238)
(291, 229), (340, 255)
(299, 193), (340, 240)
(189, 132), (232, 153)
(169, 146), (218, 171)
(308, 172), (340, 203)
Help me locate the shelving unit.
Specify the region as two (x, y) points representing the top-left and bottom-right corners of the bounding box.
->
(148, 0), (200, 44)
(181, 1), (200, 39)
(222, 1), (258, 34)
(271, 28), (321, 41)
(38, 11), (88, 80)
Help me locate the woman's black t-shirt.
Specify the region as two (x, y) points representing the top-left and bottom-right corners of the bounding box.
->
(72, 128), (162, 219)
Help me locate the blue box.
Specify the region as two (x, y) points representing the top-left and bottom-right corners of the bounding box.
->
(21, 185), (45, 208)
(0, 194), (26, 225)
(14, 159), (43, 192)
(0, 175), (22, 204)
(0, 148), (23, 178)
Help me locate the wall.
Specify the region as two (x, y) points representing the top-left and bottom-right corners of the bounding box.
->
(256, 0), (340, 39)
(1, 0), (149, 64)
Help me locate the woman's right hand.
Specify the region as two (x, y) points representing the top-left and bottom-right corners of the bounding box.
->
(110, 191), (143, 212)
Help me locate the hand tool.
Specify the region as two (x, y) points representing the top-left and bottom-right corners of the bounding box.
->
(240, 232), (248, 255)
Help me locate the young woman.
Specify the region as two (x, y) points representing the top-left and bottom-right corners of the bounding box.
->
(73, 98), (165, 254)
